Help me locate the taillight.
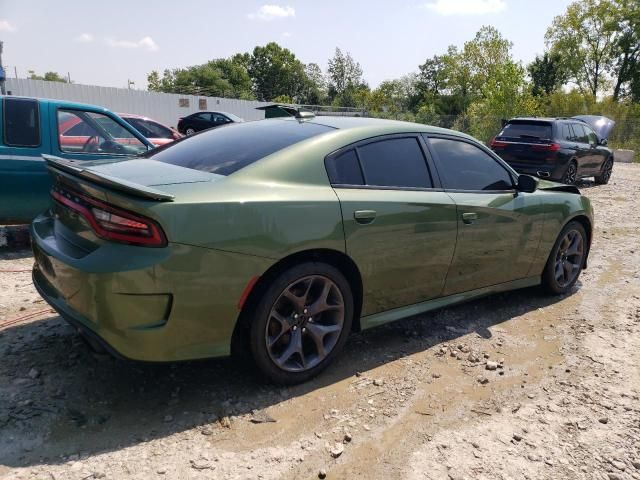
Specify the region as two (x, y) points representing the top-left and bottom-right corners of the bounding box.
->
(531, 143), (561, 152)
(490, 138), (508, 149)
(51, 188), (167, 247)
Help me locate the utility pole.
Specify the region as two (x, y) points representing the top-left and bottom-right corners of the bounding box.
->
(0, 41), (6, 95)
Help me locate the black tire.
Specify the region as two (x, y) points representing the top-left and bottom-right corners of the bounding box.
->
(594, 157), (613, 185)
(561, 161), (578, 185)
(185, 127), (196, 135)
(249, 262), (354, 385)
(542, 221), (587, 295)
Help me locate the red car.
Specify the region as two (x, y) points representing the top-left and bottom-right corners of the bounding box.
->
(58, 112), (181, 151)
(119, 113), (183, 146)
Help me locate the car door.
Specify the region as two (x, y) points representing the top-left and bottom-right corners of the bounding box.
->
(0, 97), (51, 223)
(569, 123), (592, 175)
(582, 124), (608, 173)
(326, 134), (458, 318)
(425, 135), (543, 296)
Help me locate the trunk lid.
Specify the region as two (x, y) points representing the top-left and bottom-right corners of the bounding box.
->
(571, 115), (615, 140)
(43, 155), (222, 201)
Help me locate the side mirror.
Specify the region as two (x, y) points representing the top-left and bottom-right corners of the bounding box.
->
(517, 174), (538, 193)
(599, 138), (608, 146)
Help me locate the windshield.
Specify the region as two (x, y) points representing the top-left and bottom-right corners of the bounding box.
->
(499, 122), (553, 140)
(222, 112), (244, 123)
(145, 119), (334, 175)
(125, 117), (174, 139)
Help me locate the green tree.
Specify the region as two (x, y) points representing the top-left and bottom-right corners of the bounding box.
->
(610, 0), (640, 100)
(327, 48), (364, 100)
(147, 55), (254, 99)
(545, 0), (620, 97)
(527, 52), (567, 96)
(248, 42), (308, 101)
(28, 71), (68, 82)
(301, 63), (327, 105)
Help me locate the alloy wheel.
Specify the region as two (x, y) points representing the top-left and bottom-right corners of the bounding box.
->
(186, 128), (195, 135)
(601, 160), (613, 183)
(554, 229), (584, 288)
(563, 163), (577, 184)
(265, 275), (345, 372)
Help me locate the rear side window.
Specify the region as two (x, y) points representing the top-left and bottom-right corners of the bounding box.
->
(357, 138), (432, 188)
(429, 137), (513, 191)
(328, 149), (364, 185)
(3, 98), (40, 147)
(572, 124), (589, 143)
(147, 120), (334, 175)
(499, 122), (552, 140)
(560, 124), (574, 141)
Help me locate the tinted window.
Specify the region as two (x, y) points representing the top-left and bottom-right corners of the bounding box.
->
(195, 113), (212, 121)
(584, 125), (598, 144)
(430, 138), (513, 191)
(4, 98), (40, 147)
(211, 113), (229, 124)
(147, 120), (334, 175)
(572, 124), (589, 143)
(356, 138), (432, 188)
(499, 122), (552, 140)
(560, 124), (574, 141)
(326, 149), (364, 185)
(126, 118), (174, 139)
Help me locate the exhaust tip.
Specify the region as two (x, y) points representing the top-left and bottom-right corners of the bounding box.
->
(537, 171), (551, 178)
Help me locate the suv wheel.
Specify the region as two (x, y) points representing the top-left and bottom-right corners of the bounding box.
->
(249, 262), (353, 384)
(594, 157), (613, 185)
(562, 161), (578, 185)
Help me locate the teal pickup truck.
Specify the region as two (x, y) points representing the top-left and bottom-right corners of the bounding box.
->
(0, 96), (154, 224)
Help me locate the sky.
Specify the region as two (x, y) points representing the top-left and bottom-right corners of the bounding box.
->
(0, 0), (574, 90)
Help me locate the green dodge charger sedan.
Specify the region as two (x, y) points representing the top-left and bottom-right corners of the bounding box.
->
(31, 115), (593, 384)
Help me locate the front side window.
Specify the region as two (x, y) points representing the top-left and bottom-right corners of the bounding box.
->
(3, 98), (40, 147)
(583, 125), (598, 145)
(571, 124), (589, 143)
(58, 109), (147, 155)
(126, 118), (174, 139)
(429, 137), (513, 191)
(211, 113), (229, 125)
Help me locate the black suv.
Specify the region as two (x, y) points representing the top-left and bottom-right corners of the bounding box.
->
(490, 116), (615, 185)
(177, 111), (244, 136)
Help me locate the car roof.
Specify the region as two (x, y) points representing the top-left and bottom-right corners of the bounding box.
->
(284, 116), (476, 140)
(1, 95), (114, 113)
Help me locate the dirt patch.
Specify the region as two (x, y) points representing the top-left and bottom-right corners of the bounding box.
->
(1, 164), (640, 480)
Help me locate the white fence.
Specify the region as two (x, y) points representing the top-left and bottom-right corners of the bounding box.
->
(4, 79), (270, 128)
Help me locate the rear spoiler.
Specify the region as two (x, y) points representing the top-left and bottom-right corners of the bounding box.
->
(42, 155), (175, 202)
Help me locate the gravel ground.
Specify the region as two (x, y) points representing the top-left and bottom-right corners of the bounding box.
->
(1, 163), (639, 480)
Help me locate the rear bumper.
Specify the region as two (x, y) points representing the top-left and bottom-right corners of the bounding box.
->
(504, 162), (566, 181)
(30, 214), (272, 362)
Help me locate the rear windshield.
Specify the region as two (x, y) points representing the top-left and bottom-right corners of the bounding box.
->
(145, 120), (334, 175)
(499, 122), (552, 140)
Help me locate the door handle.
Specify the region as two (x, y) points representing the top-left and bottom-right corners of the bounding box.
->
(354, 210), (376, 225)
(462, 212), (478, 224)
